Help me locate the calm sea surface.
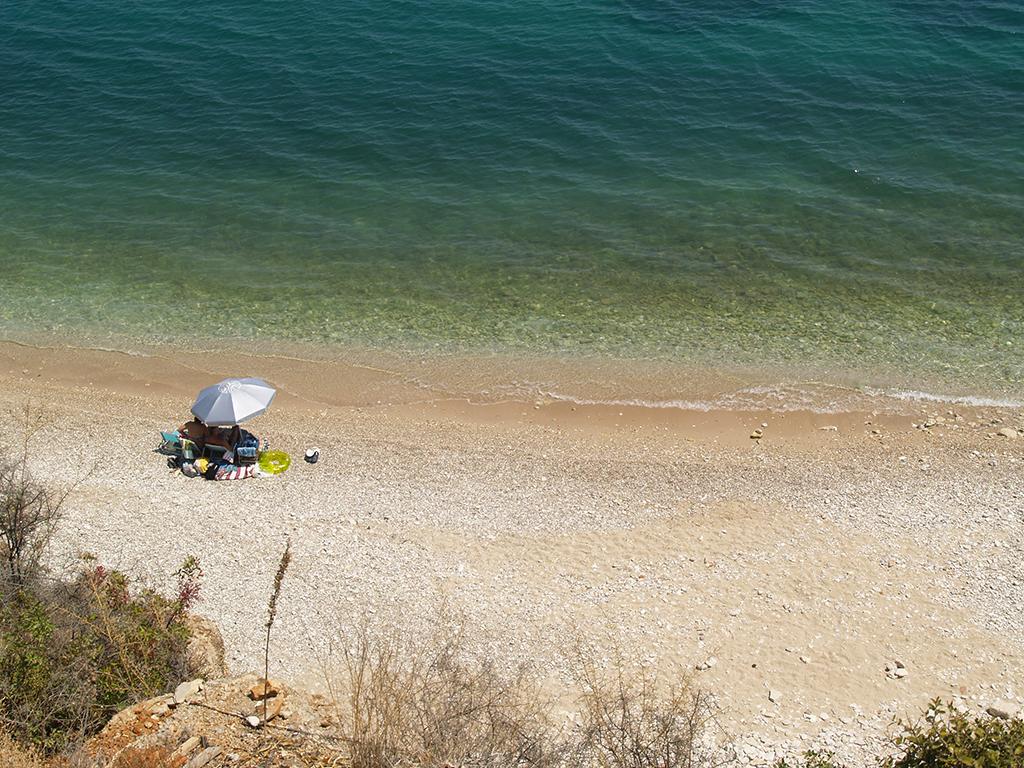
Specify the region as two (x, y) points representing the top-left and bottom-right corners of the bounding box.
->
(1, 1), (1022, 395)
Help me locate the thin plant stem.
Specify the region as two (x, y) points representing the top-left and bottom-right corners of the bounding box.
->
(263, 538), (292, 725)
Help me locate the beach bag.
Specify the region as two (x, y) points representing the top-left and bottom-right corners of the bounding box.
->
(235, 431), (260, 465)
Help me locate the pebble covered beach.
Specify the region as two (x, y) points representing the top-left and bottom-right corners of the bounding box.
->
(2, 342), (1021, 766)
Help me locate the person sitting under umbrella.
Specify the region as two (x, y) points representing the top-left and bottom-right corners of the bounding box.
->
(178, 418), (240, 458)
(178, 417), (208, 448)
(182, 377), (276, 466)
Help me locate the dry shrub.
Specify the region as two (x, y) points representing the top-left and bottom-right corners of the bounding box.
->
(570, 650), (731, 768)
(328, 615), (734, 768)
(332, 617), (561, 768)
(0, 726), (51, 768)
(108, 743), (174, 768)
(0, 457), (65, 586)
(0, 410), (72, 587)
(774, 750), (848, 768)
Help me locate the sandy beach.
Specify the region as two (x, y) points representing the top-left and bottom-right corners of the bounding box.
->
(1, 339), (1022, 766)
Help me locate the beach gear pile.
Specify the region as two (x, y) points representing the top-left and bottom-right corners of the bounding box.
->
(158, 377), (291, 481)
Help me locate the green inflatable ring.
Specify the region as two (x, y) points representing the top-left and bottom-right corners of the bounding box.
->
(258, 450), (291, 475)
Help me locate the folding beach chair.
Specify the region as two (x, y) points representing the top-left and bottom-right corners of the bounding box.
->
(158, 431), (198, 461)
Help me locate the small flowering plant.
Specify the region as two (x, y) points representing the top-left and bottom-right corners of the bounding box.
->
(173, 555), (204, 616)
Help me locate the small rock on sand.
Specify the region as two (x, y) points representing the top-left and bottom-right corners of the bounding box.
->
(885, 661), (908, 680)
(996, 427), (1018, 439)
(986, 700), (1021, 720)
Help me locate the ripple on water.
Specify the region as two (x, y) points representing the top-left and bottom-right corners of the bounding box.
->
(0, 0), (1021, 396)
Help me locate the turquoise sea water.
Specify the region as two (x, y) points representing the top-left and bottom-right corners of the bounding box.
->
(1, 0), (1022, 394)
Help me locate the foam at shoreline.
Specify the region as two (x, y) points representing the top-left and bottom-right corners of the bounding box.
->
(2, 333), (1020, 420)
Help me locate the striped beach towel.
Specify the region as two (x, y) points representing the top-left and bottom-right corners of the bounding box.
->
(213, 464), (258, 481)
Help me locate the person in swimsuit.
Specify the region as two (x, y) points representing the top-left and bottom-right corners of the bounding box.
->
(178, 418), (209, 449)
(204, 425), (240, 451)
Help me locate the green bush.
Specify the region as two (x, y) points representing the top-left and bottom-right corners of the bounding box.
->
(1, 439), (200, 755)
(774, 702), (1024, 768)
(883, 699), (1024, 768)
(0, 561), (194, 754)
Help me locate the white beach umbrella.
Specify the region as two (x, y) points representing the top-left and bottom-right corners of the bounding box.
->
(191, 377), (276, 426)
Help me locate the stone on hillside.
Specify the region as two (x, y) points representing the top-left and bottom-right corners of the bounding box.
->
(185, 746), (221, 768)
(87, 674), (338, 765)
(248, 678), (282, 701)
(255, 694), (284, 723)
(173, 678), (204, 705)
(996, 427), (1019, 439)
(184, 613), (229, 679)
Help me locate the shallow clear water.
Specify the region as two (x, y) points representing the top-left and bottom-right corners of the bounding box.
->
(1, 0), (1022, 394)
